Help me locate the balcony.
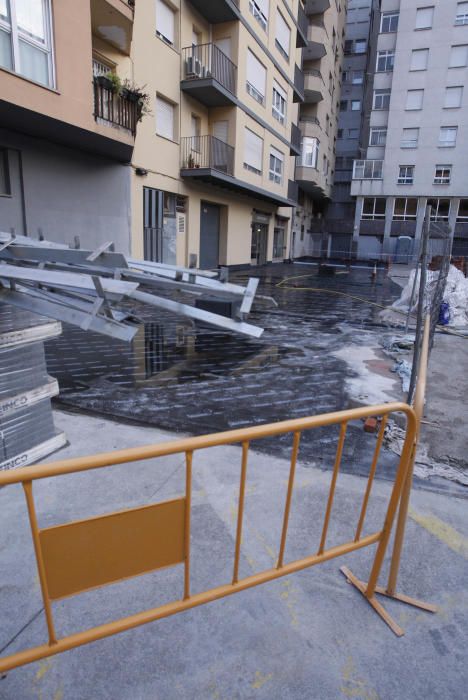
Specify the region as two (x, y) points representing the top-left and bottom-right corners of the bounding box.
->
(186, 0), (240, 23)
(91, 0), (134, 55)
(304, 69), (324, 103)
(180, 136), (296, 207)
(296, 3), (308, 48)
(352, 160), (384, 180)
(296, 165), (328, 198)
(299, 116), (321, 138)
(304, 0), (330, 14)
(181, 44), (237, 107)
(290, 123), (302, 156)
(293, 64), (305, 103)
(93, 77), (139, 136)
(303, 36), (327, 61)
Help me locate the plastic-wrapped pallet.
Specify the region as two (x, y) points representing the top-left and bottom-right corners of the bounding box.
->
(0, 304), (66, 471)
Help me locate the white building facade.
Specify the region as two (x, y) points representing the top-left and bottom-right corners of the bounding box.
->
(351, 0), (468, 259)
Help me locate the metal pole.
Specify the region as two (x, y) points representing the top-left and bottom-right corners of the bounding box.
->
(407, 206), (431, 404)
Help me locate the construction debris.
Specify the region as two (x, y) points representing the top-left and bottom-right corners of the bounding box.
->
(0, 232), (266, 340)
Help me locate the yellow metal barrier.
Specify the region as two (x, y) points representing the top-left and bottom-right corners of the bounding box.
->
(1, 401), (418, 673)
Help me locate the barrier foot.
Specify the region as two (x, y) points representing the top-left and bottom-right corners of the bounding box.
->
(340, 567), (436, 637)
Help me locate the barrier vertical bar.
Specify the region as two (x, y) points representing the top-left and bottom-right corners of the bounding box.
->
(22, 481), (57, 645)
(277, 431), (301, 568)
(232, 441), (249, 584)
(184, 451), (193, 600)
(317, 422), (347, 555)
(386, 315), (430, 595)
(354, 415), (388, 542)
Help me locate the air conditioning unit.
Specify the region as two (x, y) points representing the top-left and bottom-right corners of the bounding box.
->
(186, 57), (202, 78)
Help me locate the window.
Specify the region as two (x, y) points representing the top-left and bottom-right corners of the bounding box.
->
(348, 128), (359, 138)
(370, 128), (387, 146)
(449, 44), (468, 67)
(0, 149), (10, 195)
(415, 6), (434, 30)
(352, 70), (364, 84)
(249, 0), (268, 31)
(354, 39), (367, 54)
(92, 55), (115, 77)
(393, 198), (418, 220)
(299, 137), (319, 168)
(339, 100), (348, 111)
(410, 48), (429, 70)
(156, 0), (175, 46)
(456, 199), (468, 222)
(401, 128), (419, 148)
(246, 49), (266, 105)
(344, 39), (353, 55)
(272, 80), (287, 125)
(406, 89), (424, 110)
(381, 12), (399, 33)
(156, 95), (175, 140)
(351, 100), (361, 111)
(455, 2), (468, 25)
(269, 147), (284, 184)
(444, 85), (463, 108)
(398, 166), (415, 184)
(0, 0), (54, 87)
(275, 10), (291, 60)
(244, 128), (263, 174)
(439, 127), (457, 147)
(191, 114), (200, 150)
(353, 160), (383, 179)
(361, 198), (386, 220)
(373, 89), (391, 110)
(273, 225), (285, 259)
(376, 50), (395, 72)
(337, 129), (343, 139)
(434, 165), (452, 184)
(428, 198), (450, 220)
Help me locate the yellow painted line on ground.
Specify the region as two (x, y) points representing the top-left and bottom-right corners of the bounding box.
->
(409, 507), (468, 560)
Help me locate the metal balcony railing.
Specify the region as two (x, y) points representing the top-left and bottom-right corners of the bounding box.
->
(182, 43), (237, 96)
(93, 77), (138, 135)
(352, 160), (384, 180)
(291, 123), (302, 154)
(181, 135), (234, 175)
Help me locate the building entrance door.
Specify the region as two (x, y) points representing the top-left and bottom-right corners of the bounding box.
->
(251, 223), (268, 265)
(200, 202), (220, 269)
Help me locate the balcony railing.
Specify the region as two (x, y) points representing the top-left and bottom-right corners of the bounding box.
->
(93, 77), (138, 135)
(296, 2), (308, 47)
(290, 123), (302, 155)
(352, 160), (383, 180)
(181, 135), (234, 176)
(293, 64), (305, 102)
(182, 43), (237, 96)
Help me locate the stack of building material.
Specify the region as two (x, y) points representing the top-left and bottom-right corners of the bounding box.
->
(0, 304), (66, 471)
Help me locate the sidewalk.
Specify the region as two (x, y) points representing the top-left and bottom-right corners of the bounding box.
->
(0, 409), (467, 700)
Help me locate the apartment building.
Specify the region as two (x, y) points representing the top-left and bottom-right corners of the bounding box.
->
(0, 0), (137, 251)
(292, 0), (346, 259)
(130, 0), (306, 268)
(324, 0), (376, 258)
(351, 0), (468, 259)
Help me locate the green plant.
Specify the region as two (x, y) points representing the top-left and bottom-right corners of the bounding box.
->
(121, 79), (151, 122)
(105, 72), (122, 94)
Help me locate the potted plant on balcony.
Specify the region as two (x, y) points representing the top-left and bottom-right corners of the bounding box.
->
(121, 79), (151, 122)
(95, 72), (121, 94)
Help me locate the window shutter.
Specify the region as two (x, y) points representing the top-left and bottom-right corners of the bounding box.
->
(406, 89), (424, 110)
(213, 120), (229, 143)
(276, 10), (290, 57)
(444, 86), (463, 108)
(156, 96), (174, 140)
(270, 146), (284, 163)
(410, 48), (428, 70)
(449, 44), (468, 67)
(415, 7), (433, 29)
(273, 79), (286, 101)
(247, 49), (266, 97)
(244, 128), (263, 172)
(156, 0), (175, 44)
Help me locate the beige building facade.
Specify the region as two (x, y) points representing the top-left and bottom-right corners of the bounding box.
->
(128, 0), (306, 269)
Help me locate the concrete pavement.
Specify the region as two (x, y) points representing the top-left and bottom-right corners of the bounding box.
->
(0, 409), (467, 699)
